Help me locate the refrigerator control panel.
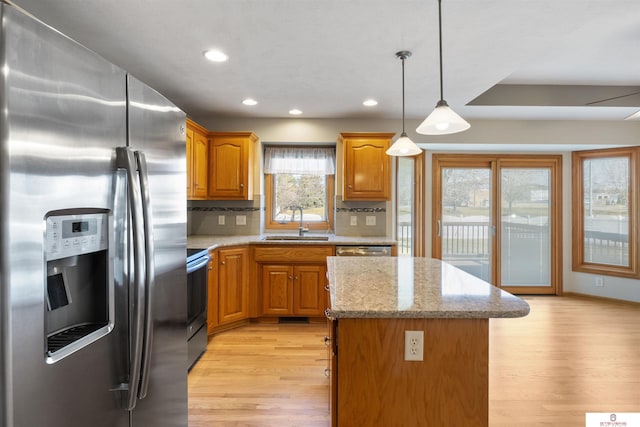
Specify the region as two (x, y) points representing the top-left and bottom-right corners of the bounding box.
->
(45, 212), (108, 261)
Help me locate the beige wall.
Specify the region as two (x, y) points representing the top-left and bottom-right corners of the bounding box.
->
(192, 115), (640, 302)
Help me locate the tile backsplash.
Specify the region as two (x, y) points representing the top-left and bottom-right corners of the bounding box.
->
(334, 200), (387, 236)
(188, 199), (262, 236)
(188, 197), (388, 236)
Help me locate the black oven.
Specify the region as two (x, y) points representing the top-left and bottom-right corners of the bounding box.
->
(186, 249), (209, 370)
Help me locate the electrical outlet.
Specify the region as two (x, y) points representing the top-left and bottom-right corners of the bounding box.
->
(350, 216), (357, 226)
(404, 330), (424, 361)
(366, 216), (376, 226)
(218, 215), (225, 225)
(235, 215), (246, 225)
(595, 276), (604, 287)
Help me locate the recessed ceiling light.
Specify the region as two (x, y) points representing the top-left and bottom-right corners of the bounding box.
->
(363, 99), (378, 107)
(289, 109), (302, 116)
(242, 98), (258, 106)
(203, 49), (228, 62)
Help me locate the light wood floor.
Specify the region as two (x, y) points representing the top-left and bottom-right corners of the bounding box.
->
(188, 296), (640, 426)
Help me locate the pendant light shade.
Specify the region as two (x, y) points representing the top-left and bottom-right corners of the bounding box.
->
(387, 51), (422, 157)
(416, 0), (470, 136)
(416, 99), (470, 135)
(387, 133), (422, 156)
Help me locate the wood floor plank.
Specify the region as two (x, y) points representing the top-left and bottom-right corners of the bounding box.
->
(188, 296), (640, 426)
(490, 296), (640, 427)
(188, 323), (331, 427)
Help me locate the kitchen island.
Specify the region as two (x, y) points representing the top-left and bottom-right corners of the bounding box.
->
(325, 256), (529, 427)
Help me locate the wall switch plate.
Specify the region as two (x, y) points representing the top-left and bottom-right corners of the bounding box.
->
(218, 215), (225, 225)
(404, 330), (424, 361)
(366, 216), (376, 226)
(350, 216), (357, 226)
(235, 215), (246, 225)
(595, 276), (604, 287)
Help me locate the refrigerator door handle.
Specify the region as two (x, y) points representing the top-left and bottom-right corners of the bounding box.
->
(135, 150), (155, 400)
(116, 147), (146, 411)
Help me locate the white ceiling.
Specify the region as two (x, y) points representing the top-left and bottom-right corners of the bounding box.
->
(8, 0), (640, 122)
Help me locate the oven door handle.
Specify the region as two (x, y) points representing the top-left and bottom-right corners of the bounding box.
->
(187, 256), (210, 274)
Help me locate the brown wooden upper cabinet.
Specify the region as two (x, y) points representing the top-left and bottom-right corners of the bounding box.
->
(340, 132), (393, 201)
(208, 132), (257, 200)
(186, 119), (209, 200)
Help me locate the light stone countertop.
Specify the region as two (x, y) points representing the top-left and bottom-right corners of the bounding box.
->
(187, 234), (397, 251)
(326, 257), (530, 319)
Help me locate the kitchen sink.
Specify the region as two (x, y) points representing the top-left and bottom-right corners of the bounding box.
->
(262, 235), (330, 241)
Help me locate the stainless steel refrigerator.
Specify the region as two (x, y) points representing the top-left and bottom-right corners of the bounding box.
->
(0, 3), (188, 426)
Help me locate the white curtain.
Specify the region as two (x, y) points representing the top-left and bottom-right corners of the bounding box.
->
(264, 147), (335, 175)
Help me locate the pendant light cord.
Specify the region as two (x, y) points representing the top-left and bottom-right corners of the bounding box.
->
(401, 55), (406, 134)
(396, 50), (411, 135)
(438, 0), (444, 102)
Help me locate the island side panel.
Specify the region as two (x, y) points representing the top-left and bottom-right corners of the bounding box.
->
(336, 318), (488, 426)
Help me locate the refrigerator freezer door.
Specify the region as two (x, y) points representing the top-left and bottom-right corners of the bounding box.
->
(126, 75), (188, 427)
(1, 5), (129, 427)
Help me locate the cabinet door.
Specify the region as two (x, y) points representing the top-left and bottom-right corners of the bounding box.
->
(293, 265), (327, 316)
(207, 250), (218, 334)
(208, 133), (256, 200)
(341, 133), (393, 200)
(218, 247), (248, 325)
(186, 126), (194, 198)
(262, 265), (293, 315)
(192, 130), (208, 199)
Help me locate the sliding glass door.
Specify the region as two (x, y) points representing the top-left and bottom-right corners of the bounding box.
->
(439, 165), (493, 282)
(433, 155), (562, 295)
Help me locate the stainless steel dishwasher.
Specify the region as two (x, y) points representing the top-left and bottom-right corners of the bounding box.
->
(335, 245), (392, 256)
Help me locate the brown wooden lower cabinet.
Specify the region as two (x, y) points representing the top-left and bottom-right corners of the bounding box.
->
(217, 246), (249, 325)
(262, 264), (327, 316)
(254, 245), (333, 318)
(206, 249), (218, 334)
(327, 317), (337, 427)
(331, 317), (489, 426)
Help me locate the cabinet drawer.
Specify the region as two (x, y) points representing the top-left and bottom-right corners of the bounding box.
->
(254, 245), (334, 263)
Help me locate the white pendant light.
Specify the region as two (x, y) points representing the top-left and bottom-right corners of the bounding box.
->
(416, 0), (470, 136)
(387, 51), (422, 156)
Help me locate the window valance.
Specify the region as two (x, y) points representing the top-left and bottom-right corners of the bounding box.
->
(264, 147), (336, 175)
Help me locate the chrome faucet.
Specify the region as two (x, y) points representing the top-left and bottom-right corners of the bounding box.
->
(291, 206), (309, 236)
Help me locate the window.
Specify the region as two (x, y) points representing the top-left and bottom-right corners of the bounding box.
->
(396, 157), (415, 256)
(572, 147), (638, 278)
(264, 146), (335, 231)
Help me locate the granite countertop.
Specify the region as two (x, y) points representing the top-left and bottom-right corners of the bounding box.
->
(187, 234), (397, 251)
(326, 257), (530, 319)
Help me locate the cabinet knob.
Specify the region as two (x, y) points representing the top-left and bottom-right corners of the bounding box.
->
(240, 183), (244, 188)
(324, 368), (330, 377)
(221, 261), (226, 265)
(288, 276), (293, 280)
(323, 336), (331, 346)
(348, 184), (352, 189)
(324, 284), (330, 292)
